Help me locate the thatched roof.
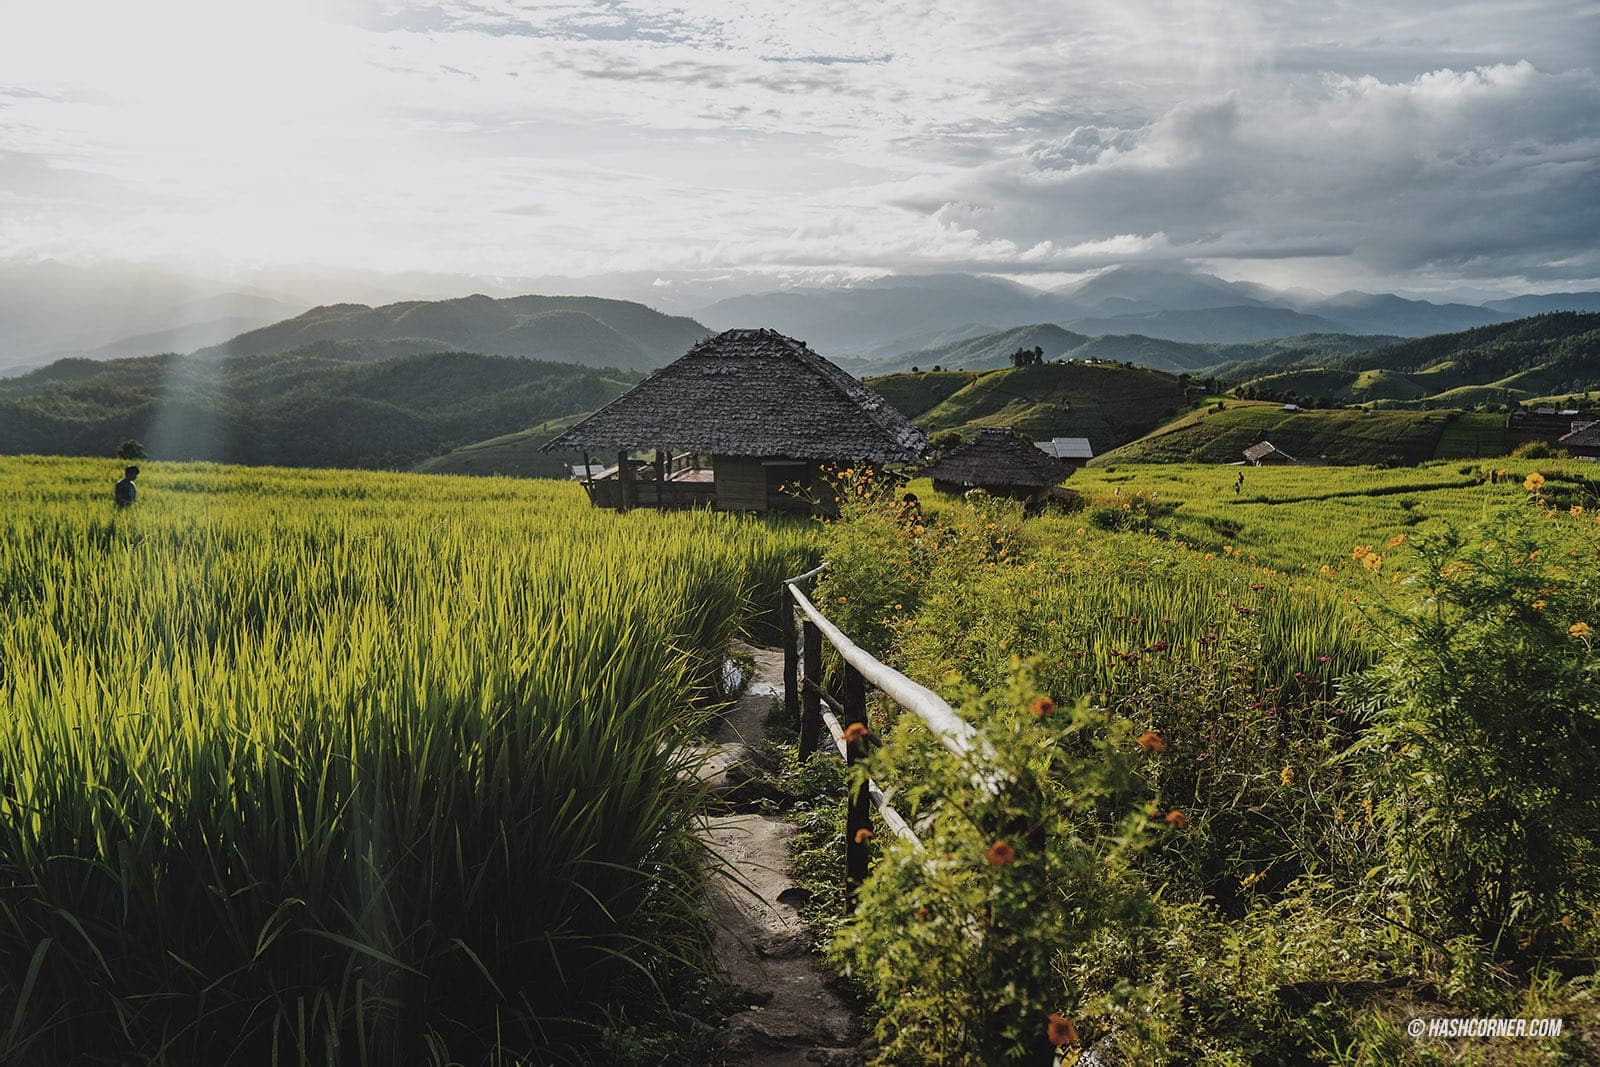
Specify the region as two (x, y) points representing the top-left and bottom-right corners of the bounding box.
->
(920, 427), (1078, 489)
(542, 328), (926, 462)
(1559, 422), (1600, 449)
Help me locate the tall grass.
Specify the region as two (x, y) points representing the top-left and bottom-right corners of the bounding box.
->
(0, 458), (817, 1063)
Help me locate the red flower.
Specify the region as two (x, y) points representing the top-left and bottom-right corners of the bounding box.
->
(853, 828), (873, 844)
(1137, 730), (1166, 753)
(1165, 809), (1190, 830)
(841, 722), (869, 744)
(1028, 695), (1056, 719)
(986, 839), (1016, 866)
(1047, 1014), (1079, 1046)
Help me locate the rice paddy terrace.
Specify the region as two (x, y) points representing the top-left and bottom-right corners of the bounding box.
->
(0, 456), (816, 1064)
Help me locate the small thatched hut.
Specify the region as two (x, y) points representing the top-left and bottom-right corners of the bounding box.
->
(1558, 421), (1600, 459)
(920, 427), (1078, 501)
(542, 328), (926, 512)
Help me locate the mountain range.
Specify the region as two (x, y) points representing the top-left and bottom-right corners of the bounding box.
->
(701, 267), (1600, 360)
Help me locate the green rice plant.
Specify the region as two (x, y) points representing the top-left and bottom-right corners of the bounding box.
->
(0, 457), (818, 1063)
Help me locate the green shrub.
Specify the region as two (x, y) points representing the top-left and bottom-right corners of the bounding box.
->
(1343, 509), (1600, 964)
(835, 671), (1160, 1064)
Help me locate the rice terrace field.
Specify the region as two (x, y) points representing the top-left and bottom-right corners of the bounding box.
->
(3, 451), (1599, 1064)
(0, 456), (816, 1063)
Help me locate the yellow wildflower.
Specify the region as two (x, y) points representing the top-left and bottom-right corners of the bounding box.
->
(1571, 622), (1592, 638)
(1525, 472), (1546, 492)
(1280, 766), (1295, 787)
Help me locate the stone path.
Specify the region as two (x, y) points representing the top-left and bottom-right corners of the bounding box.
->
(700, 643), (867, 1066)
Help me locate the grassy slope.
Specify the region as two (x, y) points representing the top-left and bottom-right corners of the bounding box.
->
(1098, 403), (1457, 465)
(1231, 312), (1600, 406)
(412, 416), (586, 478)
(870, 362), (1191, 453)
(1067, 459), (1554, 574)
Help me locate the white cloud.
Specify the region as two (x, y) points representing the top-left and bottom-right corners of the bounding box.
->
(0, 0), (1595, 291)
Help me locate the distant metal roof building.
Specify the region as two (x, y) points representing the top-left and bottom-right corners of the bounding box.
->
(1036, 437), (1095, 460)
(1243, 441), (1299, 465)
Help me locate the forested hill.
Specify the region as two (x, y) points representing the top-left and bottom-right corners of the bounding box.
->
(0, 346), (637, 469)
(1230, 312), (1600, 407)
(196, 294), (710, 371)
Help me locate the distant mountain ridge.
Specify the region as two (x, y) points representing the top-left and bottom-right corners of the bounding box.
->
(196, 294), (710, 371)
(699, 266), (1600, 357)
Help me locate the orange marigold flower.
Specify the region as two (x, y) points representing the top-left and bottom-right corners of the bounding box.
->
(853, 828), (873, 844)
(1363, 553), (1382, 571)
(1524, 472), (1546, 492)
(1164, 809), (1190, 830)
(841, 722), (869, 744)
(986, 839), (1016, 866)
(1387, 533), (1407, 548)
(1571, 506), (1584, 517)
(1571, 622), (1592, 638)
(1028, 695), (1056, 719)
(1351, 545), (1371, 560)
(1047, 1013), (1079, 1047)
(1136, 729), (1166, 753)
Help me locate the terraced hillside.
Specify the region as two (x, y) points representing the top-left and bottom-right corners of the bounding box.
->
(1098, 401), (1547, 465)
(869, 361), (1193, 453)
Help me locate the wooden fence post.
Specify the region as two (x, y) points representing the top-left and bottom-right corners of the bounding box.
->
(781, 588), (799, 727)
(798, 619), (821, 759)
(842, 662), (870, 913)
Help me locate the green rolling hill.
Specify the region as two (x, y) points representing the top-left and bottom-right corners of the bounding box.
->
(0, 346), (637, 469)
(869, 361), (1195, 455)
(1097, 402), (1562, 466)
(1230, 312), (1600, 407)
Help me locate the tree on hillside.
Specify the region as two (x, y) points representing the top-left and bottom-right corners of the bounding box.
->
(116, 439), (147, 460)
(1009, 345), (1044, 367)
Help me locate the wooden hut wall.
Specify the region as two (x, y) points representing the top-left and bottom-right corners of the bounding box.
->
(713, 455), (769, 512)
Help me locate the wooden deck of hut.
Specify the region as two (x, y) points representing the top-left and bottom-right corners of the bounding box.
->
(919, 426), (1079, 501)
(542, 328), (927, 513)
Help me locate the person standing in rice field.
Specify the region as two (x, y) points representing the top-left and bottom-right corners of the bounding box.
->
(1234, 471), (1245, 495)
(114, 465), (139, 508)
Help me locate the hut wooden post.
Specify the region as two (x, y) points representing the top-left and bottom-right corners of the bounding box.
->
(842, 663), (871, 913)
(654, 448), (667, 507)
(581, 451), (593, 486)
(798, 620), (821, 759)
(781, 589), (799, 729)
(617, 450), (636, 510)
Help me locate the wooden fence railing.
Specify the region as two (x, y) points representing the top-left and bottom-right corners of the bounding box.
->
(779, 563), (1063, 1066)
(780, 562), (995, 907)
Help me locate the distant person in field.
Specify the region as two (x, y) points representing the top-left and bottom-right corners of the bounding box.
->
(898, 491), (924, 528)
(1234, 471), (1245, 495)
(114, 465), (139, 508)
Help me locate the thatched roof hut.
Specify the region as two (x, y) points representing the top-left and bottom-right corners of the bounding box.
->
(1558, 421), (1600, 458)
(543, 328), (926, 512)
(920, 427), (1078, 499)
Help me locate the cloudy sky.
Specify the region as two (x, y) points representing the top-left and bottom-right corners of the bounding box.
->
(2, 0), (1597, 299)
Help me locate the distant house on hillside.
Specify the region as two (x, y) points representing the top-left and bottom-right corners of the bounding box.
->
(542, 328), (926, 513)
(920, 426), (1079, 502)
(1036, 436), (1095, 469)
(1558, 422), (1600, 459)
(1243, 441), (1299, 465)
(1281, 403), (1300, 412)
